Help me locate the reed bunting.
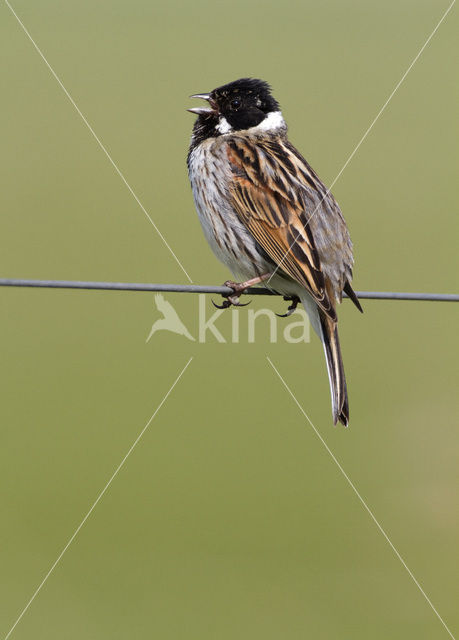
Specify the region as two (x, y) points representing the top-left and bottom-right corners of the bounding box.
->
(187, 78), (362, 426)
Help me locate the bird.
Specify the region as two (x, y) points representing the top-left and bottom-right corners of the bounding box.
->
(146, 294), (195, 342)
(187, 78), (362, 426)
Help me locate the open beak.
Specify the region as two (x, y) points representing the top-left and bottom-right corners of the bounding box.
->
(187, 93), (217, 116)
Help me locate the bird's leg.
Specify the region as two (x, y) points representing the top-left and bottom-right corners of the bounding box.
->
(276, 295), (300, 318)
(212, 272), (273, 309)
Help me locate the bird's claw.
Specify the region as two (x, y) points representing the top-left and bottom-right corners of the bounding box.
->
(276, 295), (300, 318)
(211, 298), (231, 309)
(212, 281), (251, 310)
(211, 298), (250, 309)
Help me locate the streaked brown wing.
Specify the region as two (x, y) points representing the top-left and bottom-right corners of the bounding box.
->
(226, 136), (337, 320)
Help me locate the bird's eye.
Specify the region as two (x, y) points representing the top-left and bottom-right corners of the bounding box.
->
(230, 97), (241, 111)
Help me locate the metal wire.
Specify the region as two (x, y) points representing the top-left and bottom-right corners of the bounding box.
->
(0, 278), (458, 302)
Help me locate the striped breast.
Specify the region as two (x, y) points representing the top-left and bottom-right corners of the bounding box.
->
(188, 136), (272, 280)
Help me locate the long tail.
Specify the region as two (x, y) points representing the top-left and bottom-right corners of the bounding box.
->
(318, 313), (349, 426)
(298, 292), (349, 426)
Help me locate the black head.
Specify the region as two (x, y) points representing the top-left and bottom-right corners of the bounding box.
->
(188, 78), (284, 146)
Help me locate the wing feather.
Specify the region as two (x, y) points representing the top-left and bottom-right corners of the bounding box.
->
(226, 136), (338, 320)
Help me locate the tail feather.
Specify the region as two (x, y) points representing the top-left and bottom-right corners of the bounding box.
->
(319, 313), (349, 427)
(343, 281), (363, 313)
(298, 291), (349, 426)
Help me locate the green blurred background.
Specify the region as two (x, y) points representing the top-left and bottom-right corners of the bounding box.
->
(1, 1), (458, 638)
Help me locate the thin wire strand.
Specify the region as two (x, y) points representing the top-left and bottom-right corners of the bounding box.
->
(0, 279), (457, 302)
(3, 357), (193, 640)
(4, 0), (193, 284)
(267, 357), (456, 640)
